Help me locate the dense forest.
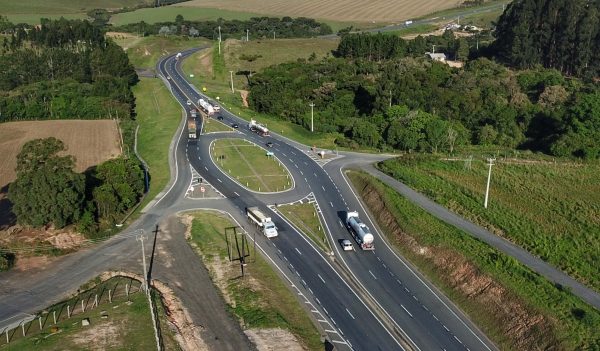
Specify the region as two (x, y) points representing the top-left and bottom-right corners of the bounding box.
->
(0, 18), (145, 234)
(113, 15), (333, 38)
(494, 0), (600, 78)
(249, 34), (599, 158)
(0, 17), (137, 122)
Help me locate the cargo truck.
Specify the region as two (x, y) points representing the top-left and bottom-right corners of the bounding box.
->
(187, 117), (197, 139)
(248, 119), (269, 136)
(247, 207), (278, 238)
(346, 211), (374, 250)
(197, 98), (215, 115)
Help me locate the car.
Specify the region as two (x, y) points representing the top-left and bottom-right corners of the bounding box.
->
(232, 123), (239, 129)
(167, 76), (171, 80)
(186, 100), (192, 106)
(217, 115), (224, 120)
(266, 142), (274, 148)
(341, 239), (353, 251)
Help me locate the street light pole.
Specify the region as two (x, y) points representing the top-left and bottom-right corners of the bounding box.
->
(218, 25), (221, 55)
(229, 70), (234, 93)
(484, 158), (495, 209)
(309, 102), (315, 132)
(246, 29), (249, 42)
(136, 233), (148, 293)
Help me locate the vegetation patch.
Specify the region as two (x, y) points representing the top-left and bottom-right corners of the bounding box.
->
(210, 138), (292, 192)
(347, 170), (600, 350)
(202, 118), (234, 133)
(278, 203), (331, 253)
(187, 211), (322, 350)
(378, 154), (600, 292)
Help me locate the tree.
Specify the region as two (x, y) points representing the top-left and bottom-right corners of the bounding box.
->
(93, 157), (144, 219)
(8, 138), (85, 228)
(424, 118), (448, 153)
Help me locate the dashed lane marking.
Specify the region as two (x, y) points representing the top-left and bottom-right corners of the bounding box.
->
(318, 274), (326, 284)
(401, 304), (413, 318)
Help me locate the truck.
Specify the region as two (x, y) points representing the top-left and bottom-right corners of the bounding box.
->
(190, 108), (198, 118)
(210, 100), (221, 112)
(248, 119), (269, 136)
(247, 207), (278, 238)
(197, 98), (215, 115)
(176, 52), (182, 60)
(187, 117), (197, 139)
(346, 211), (374, 250)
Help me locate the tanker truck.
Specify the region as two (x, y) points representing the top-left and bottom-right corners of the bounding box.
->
(248, 119), (269, 136)
(346, 211), (374, 250)
(197, 98), (215, 115)
(247, 207), (278, 238)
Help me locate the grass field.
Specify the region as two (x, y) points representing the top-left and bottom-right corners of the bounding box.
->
(133, 78), (183, 210)
(0, 276), (178, 350)
(202, 118), (233, 133)
(347, 170), (600, 350)
(0, 120), (121, 190)
(110, 6), (263, 26)
(182, 40), (341, 149)
(188, 211), (322, 350)
(278, 202), (331, 253)
(378, 155), (600, 292)
(210, 138), (291, 192)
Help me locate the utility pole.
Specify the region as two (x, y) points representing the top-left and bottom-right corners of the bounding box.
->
(273, 30), (275, 39)
(218, 25), (221, 55)
(136, 233), (148, 293)
(432, 44), (436, 54)
(246, 29), (249, 42)
(389, 89), (392, 108)
(229, 70), (235, 93)
(309, 102), (315, 132)
(484, 158), (495, 209)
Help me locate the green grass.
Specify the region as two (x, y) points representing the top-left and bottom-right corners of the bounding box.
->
(211, 138), (291, 192)
(0, 276), (178, 351)
(181, 40), (341, 149)
(117, 35), (210, 69)
(278, 203), (331, 253)
(347, 170), (600, 350)
(378, 154), (600, 292)
(188, 211), (322, 350)
(385, 23), (437, 37)
(110, 6), (263, 26)
(5, 13), (88, 25)
(202, 118), (233, 133)
(133, 77), (183, 210)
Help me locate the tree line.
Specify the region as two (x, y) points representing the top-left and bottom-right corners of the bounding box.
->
(113, 15), (332, 38)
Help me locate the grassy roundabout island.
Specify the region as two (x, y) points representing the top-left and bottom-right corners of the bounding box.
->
(210, 138), (293, 192)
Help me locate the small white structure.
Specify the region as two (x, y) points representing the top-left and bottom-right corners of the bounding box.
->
(426, 52), (447, 62)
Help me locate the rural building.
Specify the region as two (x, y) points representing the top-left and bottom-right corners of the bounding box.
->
(426, 52), (447, 62)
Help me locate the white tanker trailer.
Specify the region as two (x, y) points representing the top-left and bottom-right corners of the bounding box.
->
(197, 98), (215, 115)
(248, 119), (270, 136)
(346, 211), (374, 250)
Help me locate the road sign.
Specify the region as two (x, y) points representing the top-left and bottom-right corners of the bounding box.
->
(200, 186), (205, 193)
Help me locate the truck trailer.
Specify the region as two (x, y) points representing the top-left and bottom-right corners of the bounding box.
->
(187, 117), (197, 139)
(247, 206), (278, 238)
(248, 119), (269, 136)
(197, 98), (215, 115)
(346, 211), (374, 250)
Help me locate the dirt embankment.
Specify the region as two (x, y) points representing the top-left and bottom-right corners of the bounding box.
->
(355, 176), (559, 350)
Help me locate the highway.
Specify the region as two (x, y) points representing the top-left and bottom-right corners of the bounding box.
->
(162, 49), (497, 351)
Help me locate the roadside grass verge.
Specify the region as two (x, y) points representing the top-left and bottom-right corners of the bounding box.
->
(0, 276), (178, 351)
(181, 40), (341, 149)
(347, 170), (600, 350)
(278, 203), (331, 254)
(118, 35), (209, 69)
(210, 138), (291, 192)
(202, 118), (233, 133)
(188, 211), (322, 350)
(385, 24), (437, 37)
(133, 77), (183, 211)
(378, 154), (600, 292)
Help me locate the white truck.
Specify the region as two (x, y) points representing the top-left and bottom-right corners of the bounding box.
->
(346, 211), (374, 250)
(248, 119), (269, 136)
(176, 52), (182, 60)
(197, 98), (215, 115)
(247, 207), (278, 238)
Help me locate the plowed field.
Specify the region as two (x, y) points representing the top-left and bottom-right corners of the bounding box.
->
(0, 120), (121, 189)
(175, 0), (459, 22)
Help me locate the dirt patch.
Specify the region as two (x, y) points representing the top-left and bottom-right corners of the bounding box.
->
(245, 328), (303, 351)
(11, 255), (57, 272)
(355, 175), (559, 350)
(71, 320), (120, 350)
(198, 49), (213, 76)
(239, 90), (249, 107)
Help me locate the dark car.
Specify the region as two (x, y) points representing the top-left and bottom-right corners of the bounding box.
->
(266, 141), (274, 148)
(232, 123), (239, 129)
(217, 115), (224, 120)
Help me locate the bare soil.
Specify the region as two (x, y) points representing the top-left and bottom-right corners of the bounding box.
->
(239, 90), (249, 107)
(71, 320), (120, 350)
(357, 179), (559, 350)
(245, 328), (303, 351)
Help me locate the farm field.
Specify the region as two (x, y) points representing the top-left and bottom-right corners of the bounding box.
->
(378, 155), (600, 292)
(175, 0), (460, 23)
(0, 120), (121, 190)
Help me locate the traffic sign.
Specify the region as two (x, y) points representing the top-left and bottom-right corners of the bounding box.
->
(200, 186), (206, 193)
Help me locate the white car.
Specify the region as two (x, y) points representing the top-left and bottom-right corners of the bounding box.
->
(186, 100), (192, 106)
(341, 239), (353, 251)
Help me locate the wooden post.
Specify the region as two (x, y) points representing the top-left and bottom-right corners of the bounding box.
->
(67, 305), (71, 318)
(53, 311), (56, 324)
(109, 289), (113, 303)
(94, 294), (98, 308)
(5, 329), (8, 343)
(38, 317), (42, 330)
(81, 300), (85, 313)
(21, 323), (25, 337)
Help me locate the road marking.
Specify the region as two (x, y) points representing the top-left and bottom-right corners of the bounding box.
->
(198, 156), (201, 160)
(376, 256), (381, 261)
(323, 307), (329, 316)
(413, 295), (419, 301)
(301, 279), (307, 286)
(433, 314), (439, 321)
(234, 192), (239, 196)
(300, 170), (303, 175)
(322, 186), (326, 191)
(396, 279), (402, 285)
(443, 325), (450, 331)
(401, 304), (413, 318)
(311, 309), (319, 313)
(325, 329), (337, 334)
(329, 202), (333, 208)
(315, 298), (321, 305)
(204, 166), (208, 171)
(454, 335), (462, 344)
(283, 256), (288, 261)
(282, 152), (287, 157)
(308, 288), (314, 295)
(295, 247), (302, 255)
(314, 172), (317, 177)
(217, 178), (222, 183)
(317, 319), (328, 323)
(294, 164), (298, 168)
(369, 270), (377, 280)
(346, 308), (355, 319)
(404, 287), (410, 293)
(317, 274), (326, 284)
(382, 263), (387, 269)
(339, 220), (344, 228)
(331, 340), (346, 345)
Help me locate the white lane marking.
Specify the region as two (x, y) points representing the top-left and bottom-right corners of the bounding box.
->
(339, 220), (344, 228)
(304, 177), (308, 183)
(294, 164), (298, 168)
(325, 329), (337, 334)
(234, 192), (239, 196)
(314, 172), (317, 177)
(308, 288), (314, 295)
(322, 185), (326, 191)
(369, 270), (377, 280)
(317, 274), (326, 284)
(282, 152), (287, 157)
(454, 335), (462, 344)
(323, 307), (329, 316)
(315, 298), (321, 305)
(443, 325), (450, 332)
(217, 178), (222, 183)
(346, 308), (355, 320)
(317, 319), (328, 323)
(300, 170), (303, 175)
(401, 304), (413, 318)
(329, 202), (333, 208)
(295, 247), (302, 255)
(204, 166), (208, 171)
(331, 340), (347, 345)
